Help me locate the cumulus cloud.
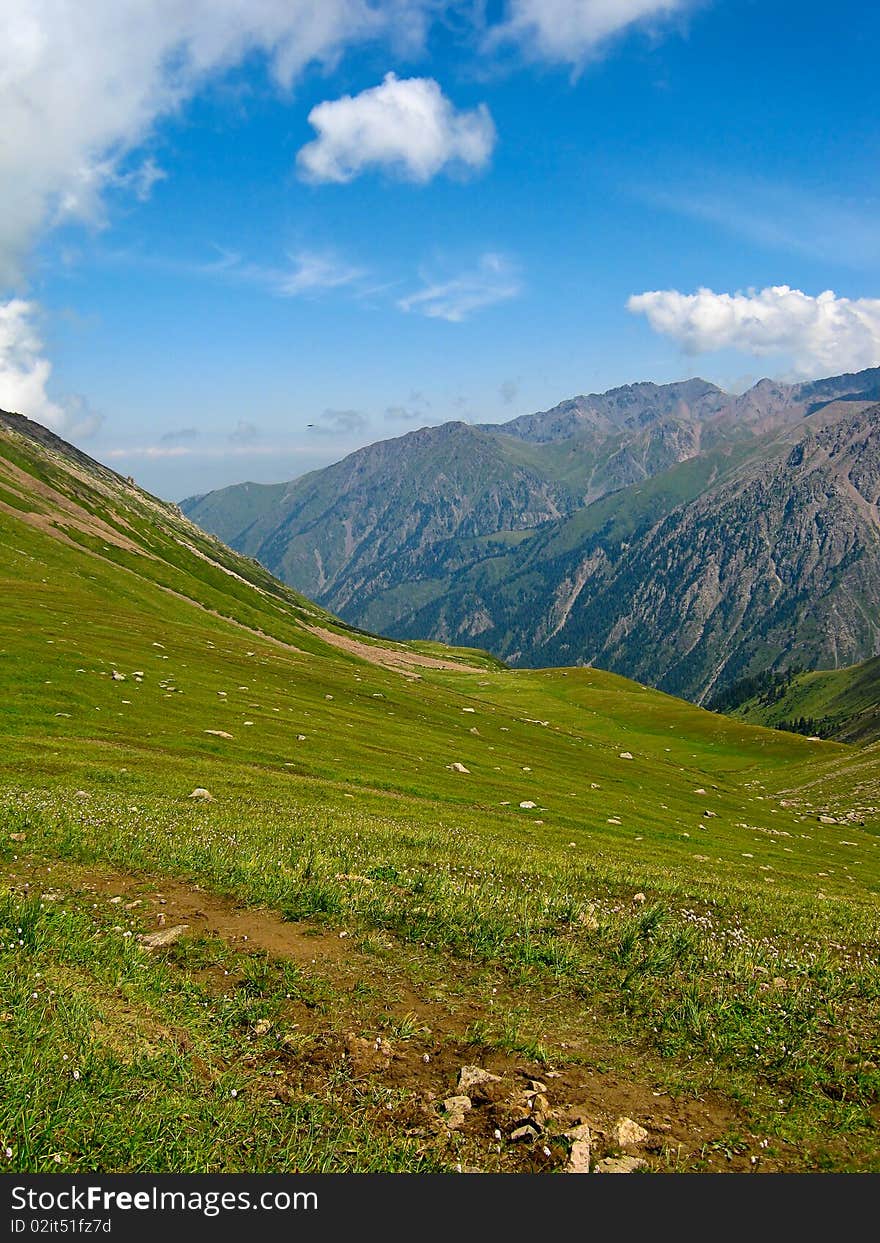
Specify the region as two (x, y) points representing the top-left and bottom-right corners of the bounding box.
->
(490, 0), (690, 65)
(627, 285), (880, 377)
(0, 1), (433, 281)
(297, 73), (496, 184)
(0, 300), (67, 428)
(398, 253), (520, 322)
(308, 408), (369, 436)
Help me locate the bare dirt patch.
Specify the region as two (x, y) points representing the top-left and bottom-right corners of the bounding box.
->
(306, 626), (481, 674)
(2, 856), (790, 1172)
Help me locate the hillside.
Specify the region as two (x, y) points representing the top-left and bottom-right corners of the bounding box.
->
(182, 368), (880, 701)
(714, 656), (880, 744)
(2, 409), (880, 1173)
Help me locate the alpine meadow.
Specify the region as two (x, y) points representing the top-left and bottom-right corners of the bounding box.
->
(1, 410), (879, 1175)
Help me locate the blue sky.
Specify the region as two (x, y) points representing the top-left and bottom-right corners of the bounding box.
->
(1, 0), (879, 498)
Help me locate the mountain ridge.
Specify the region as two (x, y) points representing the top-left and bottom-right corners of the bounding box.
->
(182, 368), (880, 701)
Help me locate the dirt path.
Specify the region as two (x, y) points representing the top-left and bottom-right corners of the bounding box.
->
(2, 855), (785, 1173)
(305, 625), (483, 674)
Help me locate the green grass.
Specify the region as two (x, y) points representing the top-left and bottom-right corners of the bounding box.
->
(723, 657), (880, 744)
(1, 414), (879, 1173)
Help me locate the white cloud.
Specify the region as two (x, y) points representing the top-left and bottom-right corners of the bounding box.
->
(297, 73), (496, 184)
(490, 0), (690, 65)
(627, 285), (880, 377)
(0, 300), (67, 428)
(275, 251), (367, 296)
(398, 253), (521, 322)
(0, 1), (432, 281)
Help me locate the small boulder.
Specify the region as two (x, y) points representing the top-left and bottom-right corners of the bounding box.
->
(612, 1117), (649, 1148)
(632, 892), (646, 904)
(457, 1065), (502, 1094)
(619, 751), (633, 760)
(139, 924), (189, 949)
(188, 787), (214, 801)
(510, 1124), (539, 1143)
(448, 762), (470, 774)
(565, 1138), (592, 1173)
(111, 671), (126, 681)
(519, 800), (537, 810)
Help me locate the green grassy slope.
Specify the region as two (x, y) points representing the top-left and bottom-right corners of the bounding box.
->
(1, 410), (879, 1174)
(721, 657), (880, 744)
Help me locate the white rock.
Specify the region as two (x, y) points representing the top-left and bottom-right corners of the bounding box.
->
(188, 787), (214, 801)
(448, 762), (470, 774)
(139, 924), (189, 949)
(619, 751), (633, 760)
(565, 1139), (592, 1173)
(519, 800), (537, 809)
(612, 1117), (649, 1148)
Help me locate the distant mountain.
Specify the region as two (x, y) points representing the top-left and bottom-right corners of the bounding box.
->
(182, 368), (880, 701)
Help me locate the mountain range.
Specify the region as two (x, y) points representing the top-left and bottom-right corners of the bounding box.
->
(184, 368), (880, 702)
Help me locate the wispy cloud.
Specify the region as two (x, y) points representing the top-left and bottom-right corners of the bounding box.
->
(642, 177), (880, 270)
(307, 408), (369, 436)
(398, 253), (521, 322)
(202, 247), (367, 299)
(297, 73), (495, 185)
(627, 284), (880, 377)
(487, 0), (692, 68)
(228, 419), (260, 445)
(104, 442), (317, 461)
(160, 426), (199, 444)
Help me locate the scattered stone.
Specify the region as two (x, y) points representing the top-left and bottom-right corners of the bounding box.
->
(519, 800), (537, 809)
(448, 762), (470, 774)
(694, 788), (707, 795)
(296, 734), (306, 741)
(443, 1096), (472, 1130)
(74, 791), (89, 799)
(565, 1139), (592, 1173)
(619, 751), (634, 760)
(457, 1066), (501, 1094)
(633, 892), (646, 904)
(9, 833), (25, 842)
(204, 730), (234, 739)
(510, 1124), (539, 1143)
(819, 815), (836, 825)
(139, 924), (189, 949)
(612, 1117), (649, 1148)
(462, 707), (476, 713)
(565, 1123), (592, 1143)
(111, 671), (126, 681)
(594, 1156), (647, 1174)
(188, 788), (214, 801)
(252, 1019), (273, 1037)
